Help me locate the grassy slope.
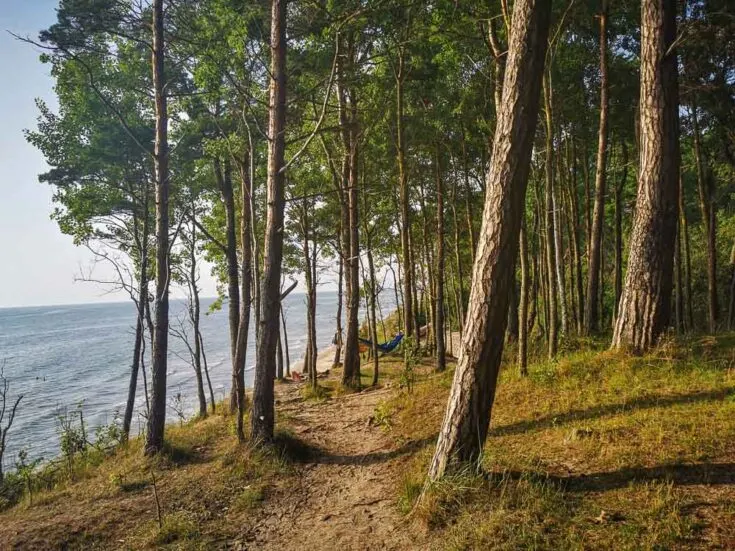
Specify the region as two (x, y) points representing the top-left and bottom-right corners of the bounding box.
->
(393, 334), (735, 549)
(0, 334), (733, 549)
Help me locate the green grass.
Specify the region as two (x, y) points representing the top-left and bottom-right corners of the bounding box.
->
(391, 333), (735, 550)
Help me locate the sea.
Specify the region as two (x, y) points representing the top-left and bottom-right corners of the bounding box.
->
(0, 291), (394, 468)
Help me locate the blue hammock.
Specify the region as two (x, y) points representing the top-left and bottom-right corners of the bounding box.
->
(359, 333), (404, 354)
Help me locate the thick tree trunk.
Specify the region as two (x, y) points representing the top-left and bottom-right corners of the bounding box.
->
(145, 0), (169, 456)
(612, 0), (680, 352)
(426, 0), (551, 480)
(435, 145), (446, 372)
(586, 1), (610, 335)
(251, 0), (287, 442)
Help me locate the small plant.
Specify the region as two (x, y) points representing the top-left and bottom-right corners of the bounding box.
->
(371, 400), (393, 430)
(14, 449), (42, 506)
(0, 362), (23, 485)
(56, 402), (88, 480)
(301, 384), (329, 402)
(93, 410), (123, 452)
(150, 511), (199, 545)
(234, 484), (265, 511)
(169, 391), (188, 426)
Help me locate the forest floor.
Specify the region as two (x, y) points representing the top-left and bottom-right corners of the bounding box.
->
(0, 333), (734, 550)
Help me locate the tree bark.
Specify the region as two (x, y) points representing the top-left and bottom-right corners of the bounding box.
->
(586, 1), (610, 335)
(341, 51), (361, 389)
(145, 0), (169, 455)
(612, 0), (680, 352)
(426, 0), (551, 480)
(251, 0), (287, 442)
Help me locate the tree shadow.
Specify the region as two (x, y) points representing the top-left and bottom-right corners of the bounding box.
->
(282, 434), (438, 466)
(280, 388), (732, 471)
(493, 462), (735, 492)
(490, 387), (734, 437)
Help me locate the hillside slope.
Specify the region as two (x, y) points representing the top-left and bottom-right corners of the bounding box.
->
(0, 335), (733, 550)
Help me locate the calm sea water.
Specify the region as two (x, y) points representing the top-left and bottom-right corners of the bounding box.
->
(0, 290), (394, 467)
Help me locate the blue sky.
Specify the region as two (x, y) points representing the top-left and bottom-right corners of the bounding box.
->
(0, 1), (218, 307)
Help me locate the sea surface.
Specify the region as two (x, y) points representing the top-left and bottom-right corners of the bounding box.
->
(0, 291), (394, 467)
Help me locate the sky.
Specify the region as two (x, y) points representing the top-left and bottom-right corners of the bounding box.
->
(0, 1), (218, 308)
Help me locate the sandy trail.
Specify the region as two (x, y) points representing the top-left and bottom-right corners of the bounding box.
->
(238, 380), (425, 550)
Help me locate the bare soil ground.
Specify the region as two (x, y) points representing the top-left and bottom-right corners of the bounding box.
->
(238, 381), (426, 550)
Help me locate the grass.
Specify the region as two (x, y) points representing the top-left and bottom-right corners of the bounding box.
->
(388, 333), (735, 549)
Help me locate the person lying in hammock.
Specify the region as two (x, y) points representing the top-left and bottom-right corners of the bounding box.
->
(358, 332), (404, 355)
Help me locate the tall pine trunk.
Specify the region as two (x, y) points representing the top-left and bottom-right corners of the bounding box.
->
(145, 0), (169, 455)
(251, 0), (287, 442)
(586, 1), (610, 335)
(426, 0), (551, 480)
(612, 0), (680, 352)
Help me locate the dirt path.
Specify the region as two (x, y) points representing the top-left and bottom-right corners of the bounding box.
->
(239, 381), (426, 550)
